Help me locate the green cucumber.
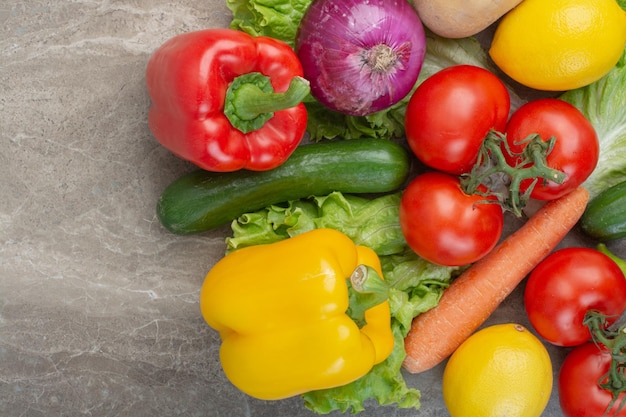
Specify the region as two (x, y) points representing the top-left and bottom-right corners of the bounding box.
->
(581, 180), (626, 242)
(157, 139), (411, 235)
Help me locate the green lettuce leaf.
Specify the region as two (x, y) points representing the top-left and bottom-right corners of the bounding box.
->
(225, 191), (459, 414)
(560, 47), (626, 199)
(382, 251), (457, 336)
(225, 0), (519, 140)
(226, 0), (309, 48)
(226, 192), (407, 256)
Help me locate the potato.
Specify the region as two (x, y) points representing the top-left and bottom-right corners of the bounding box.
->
(411, 0), (523, 39)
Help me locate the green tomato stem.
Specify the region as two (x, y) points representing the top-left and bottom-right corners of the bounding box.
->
(460, 131), (566, 217)
(584, 310), (626, 415)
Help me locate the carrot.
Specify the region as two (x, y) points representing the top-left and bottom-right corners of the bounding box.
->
(402, 186), (589, 374)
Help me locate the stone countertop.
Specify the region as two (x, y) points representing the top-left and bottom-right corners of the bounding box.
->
(2, 2), (623, 416)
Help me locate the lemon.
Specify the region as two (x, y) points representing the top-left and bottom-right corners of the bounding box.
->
(489, 0), (626, 91)
(442, 323), (552, 417)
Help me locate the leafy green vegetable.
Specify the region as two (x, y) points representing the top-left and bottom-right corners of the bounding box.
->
(303, 97), (408, 142)
(227, 192), (407, 255)
(560, 47), (626, 199)
(225, 0), (520, 140)
(226, 191), (459, 414)
(226, 0), (309, 48)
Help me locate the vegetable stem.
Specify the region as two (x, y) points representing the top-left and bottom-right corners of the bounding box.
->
(584, 310), (626, 416)
(347, 265), (390, 327)
(225, 72), (310, 133)
(588, 245), (626, 416)
(461, 130), (566, 216)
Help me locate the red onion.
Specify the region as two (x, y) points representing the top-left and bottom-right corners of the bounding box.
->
(295, 0), (426, 116)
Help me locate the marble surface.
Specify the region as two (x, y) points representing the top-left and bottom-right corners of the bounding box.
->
(2, 2), (624, 416)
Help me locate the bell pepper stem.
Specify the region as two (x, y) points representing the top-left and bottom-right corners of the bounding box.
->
(224, 72), (310, 134)
(347, 265), (390, 327)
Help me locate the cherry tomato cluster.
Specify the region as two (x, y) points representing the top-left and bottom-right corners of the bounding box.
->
(399, 64), (599, 267)
(524, 247), (626, 416)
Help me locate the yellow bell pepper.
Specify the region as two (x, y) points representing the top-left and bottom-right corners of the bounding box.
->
(199, 228), (394, 400)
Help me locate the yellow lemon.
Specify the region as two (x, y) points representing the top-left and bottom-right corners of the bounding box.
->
(489, 0), (626, 91)
(442, 323), (552, 417)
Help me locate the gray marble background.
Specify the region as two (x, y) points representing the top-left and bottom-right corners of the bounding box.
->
(2, 1), (622, 416)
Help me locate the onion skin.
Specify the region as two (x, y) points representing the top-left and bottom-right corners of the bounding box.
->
(295, 0), (426, 116)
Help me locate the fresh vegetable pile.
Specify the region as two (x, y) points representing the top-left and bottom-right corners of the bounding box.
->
(145, 0), (626, 415)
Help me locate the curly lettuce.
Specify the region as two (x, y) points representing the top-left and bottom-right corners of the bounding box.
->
(226, 192), (406, 255)
(225, 192), (459, 414)
(226, 0), (309, 48)
(560, 48), (626, 199)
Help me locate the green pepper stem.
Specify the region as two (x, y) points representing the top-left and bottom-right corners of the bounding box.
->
(347, 265), (390, 327)
(460, 130), (566, 217)
(224, 72), (310, 134)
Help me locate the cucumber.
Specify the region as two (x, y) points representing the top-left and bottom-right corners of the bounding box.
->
(157, 139), (411, 235)
(580, 180), (626, 242)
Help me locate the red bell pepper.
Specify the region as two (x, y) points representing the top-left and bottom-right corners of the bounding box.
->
(146, 29), (310, 172)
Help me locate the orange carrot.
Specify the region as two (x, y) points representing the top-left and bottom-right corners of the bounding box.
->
(403, 186), (589, 374)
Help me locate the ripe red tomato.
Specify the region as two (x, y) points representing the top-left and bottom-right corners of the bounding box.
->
(405, 64), (510, 176)
(559, 342), (626, 417)
(399, 172), (504, 266)
(524, 247), (626, 347)
(504, 98), (599, 200)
